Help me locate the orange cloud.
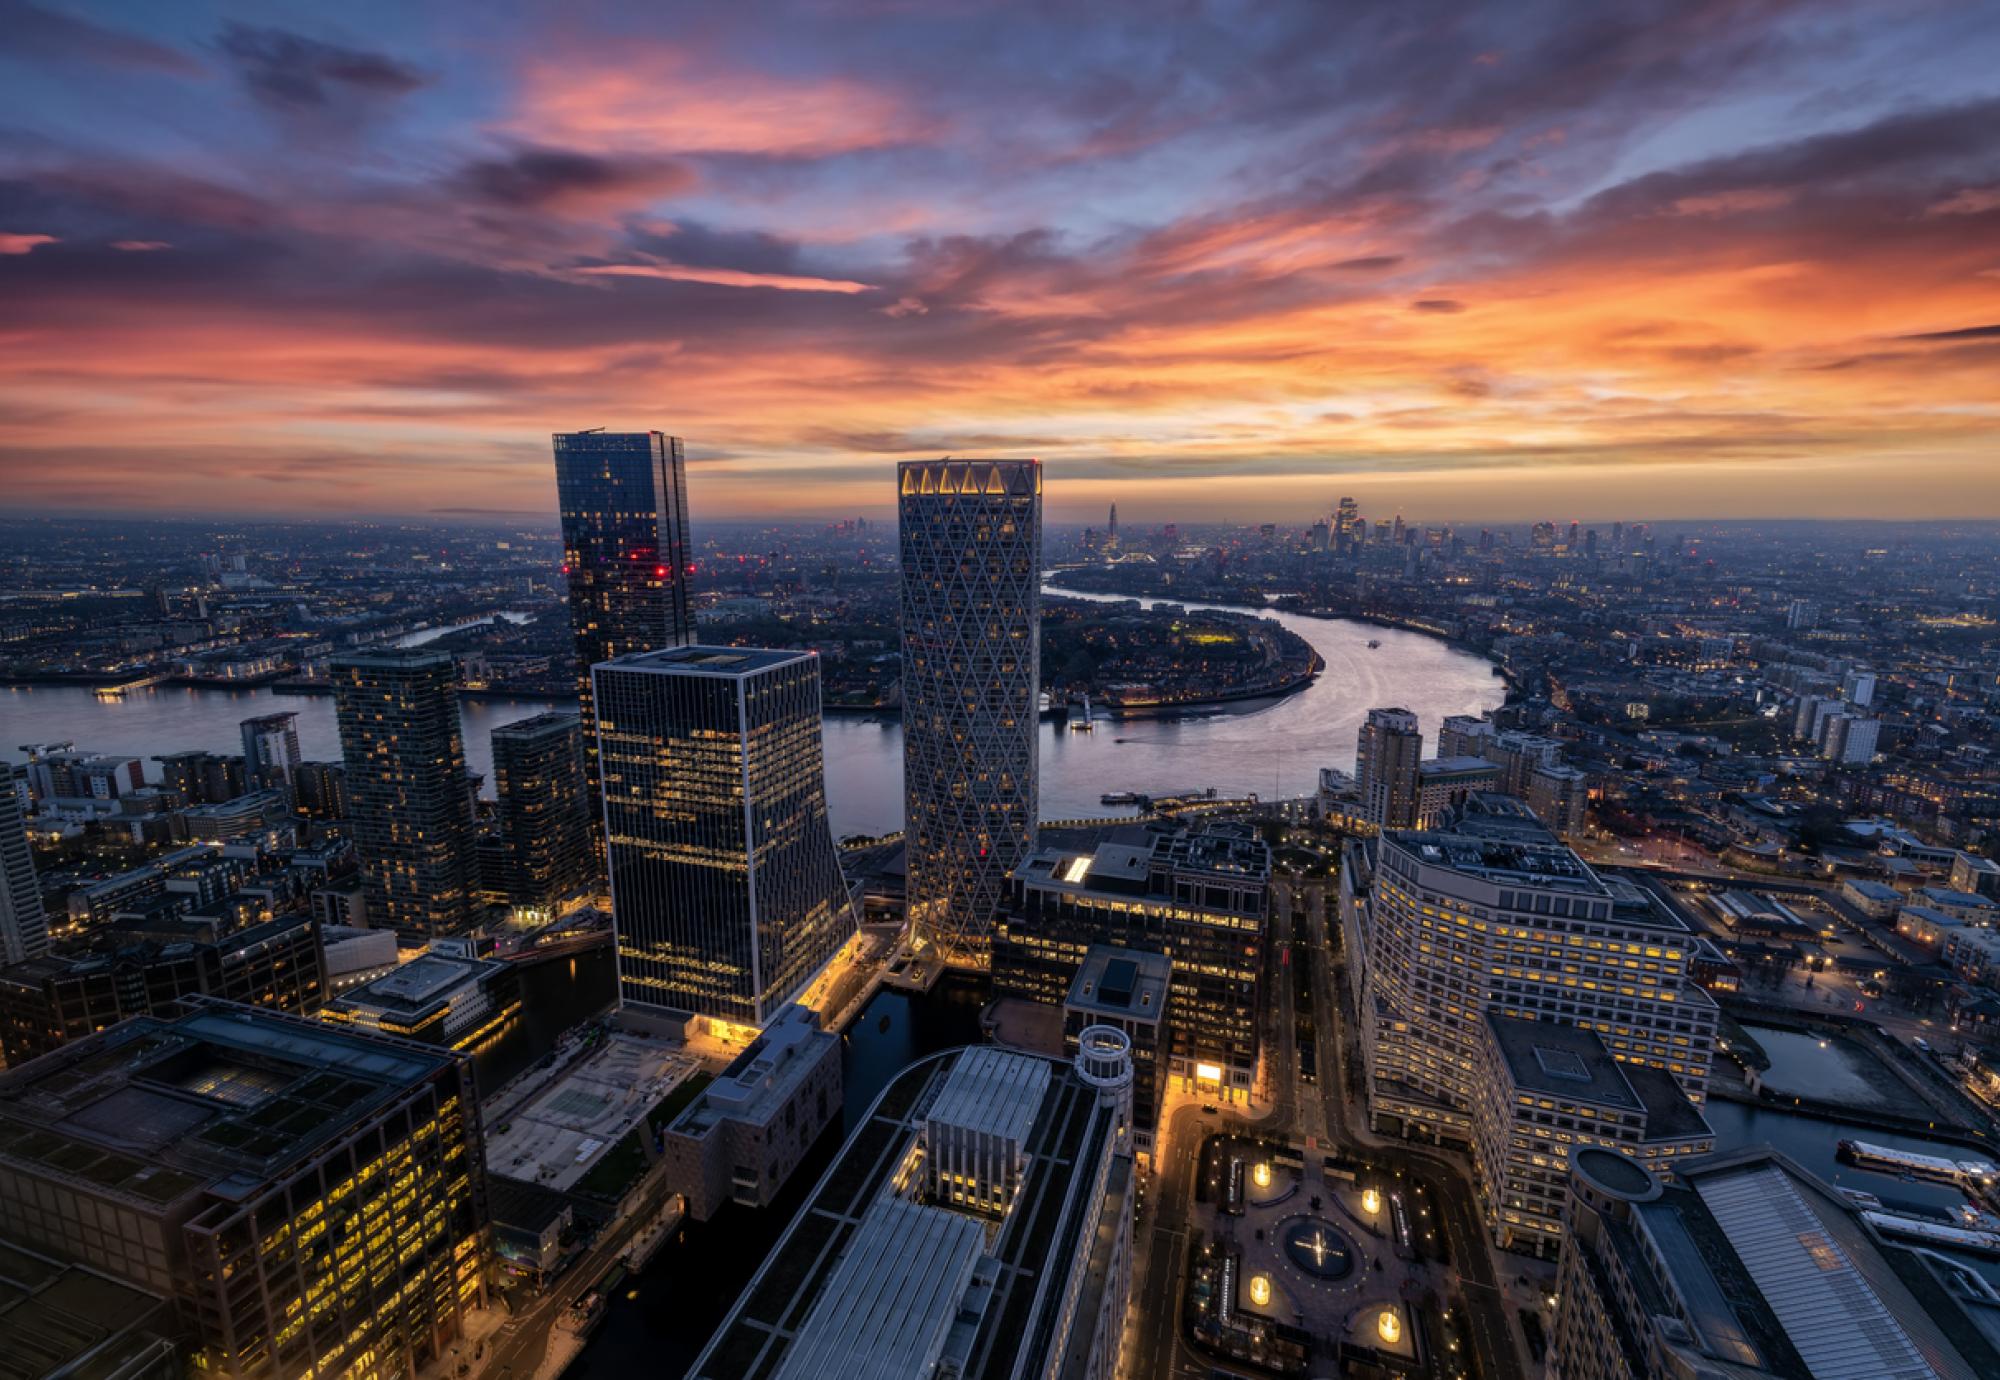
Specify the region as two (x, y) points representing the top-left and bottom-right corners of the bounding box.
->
(574, 263), (874, 293)
(0, 233), (58, 254)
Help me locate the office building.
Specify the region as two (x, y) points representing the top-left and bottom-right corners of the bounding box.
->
(0, 1239), (178, 1379)
(995, 820), (1268, 1109)
(1549, 1146), (2000, 1379)
(0, 762), (50, 965)
(1436, 713), (1495, 760)
(330, 648), (479, 938)
(690, 1039), (1134, 1380)
(0, 914), (327, 1065)
(593, 646), (855, 1030)
(1475, 1015), (1712, 1256)
(324, 947), (521, 1053)
(1356, 707), (1422, 829)
(0, 999), (489, 1379)
(489, 712), (593, 914)
(552, 430), (694, 823)
(898, 458), (1043, 967)
(238, 712), (301, 789)
(660, 1005), (842, 1219)
(1063, 945), (1169, 1156)
(1340, 795), (1717, 1146)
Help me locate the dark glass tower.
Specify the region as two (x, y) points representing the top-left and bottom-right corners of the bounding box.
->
(898, 459), (1043, 968)
(552, 430), (695, 828)
(593, 645), (856, 1028)
(330, 648), (478, 938)
(490, 712), (593, 916)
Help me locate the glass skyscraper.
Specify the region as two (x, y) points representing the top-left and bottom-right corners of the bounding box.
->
(898, 459), (1043, 967)
(552, 430), (695, 826)
(330, 648), (478, 938)
(593, 645), (855, 1028)
(490, 711), (594, 915)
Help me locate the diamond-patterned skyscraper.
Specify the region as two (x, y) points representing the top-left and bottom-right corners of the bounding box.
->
(898, 458), (1043, 967)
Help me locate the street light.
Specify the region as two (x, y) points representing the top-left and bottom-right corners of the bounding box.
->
(1362, 1187), (1382, 1214)
(1253, 1162), (1272, 1189)
(1249, 1274), (1271, 1308)
(1378, 1307), (1403, 1345)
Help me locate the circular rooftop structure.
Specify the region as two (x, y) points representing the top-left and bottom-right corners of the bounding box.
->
(1073, 1024), (1133, 1091)
(1573, 1147), (1659, 1201)
(1279, 1216), (1356, 1280)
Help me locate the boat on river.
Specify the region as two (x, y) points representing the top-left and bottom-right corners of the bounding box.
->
(1068, 695), (1095, 731)
(1838, 1139), (1998, 1187)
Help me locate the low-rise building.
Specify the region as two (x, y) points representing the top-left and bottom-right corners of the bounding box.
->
(689, 1038), (1136, 1380)
(1896, 904), (1967, 948)
(1950, 851), (2000, 899)
(660, 1005), (841, 1220)
(1944, 926), (2000, 985)
(323, 946), (520, 1052)
(1839, 877), (1903, 919)
(1549, 1146), (2000, 1379)
(1912, 885), (2000, 926)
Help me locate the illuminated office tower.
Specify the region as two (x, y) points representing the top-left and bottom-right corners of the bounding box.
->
(898, 459), (1043, 967)
(593, 646), (855, 1029)
(1355, 707), (1422, 829)
(330, 648), (478, 938)
(0, 999), (489, 1380)
(238, 710), (301, 788)
(552, 430), (695, 823)
(0, 762), (50, 964)
(490, 712), (593, 914)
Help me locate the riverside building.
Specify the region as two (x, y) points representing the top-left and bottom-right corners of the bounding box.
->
(689, 1036), (1136, 1380)
(0, 999), (489, 1379)
(898, 458), (1043, 967)
(1340, 795), (1717, 1148)
(993, 820), (1268, 1110)
(0, 759), (50, 965)
(593, 646), (855, 1032)
(1356, 707), (1422, 829)
(488, 712), (593, 915)
(330, 648), (479, 939)
(552, 430), (695, 827)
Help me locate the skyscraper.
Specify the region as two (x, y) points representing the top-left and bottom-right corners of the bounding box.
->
(331, 648), (478, 938)
(898, 459), (1043, 967)
(1355, 707), (1422, 830)
(1105, 500), (1119, 553)
(552, 430), (695, 823)
(0, 763), (51, 965)
(593, 645), (856, 1030)
(490, 712), (594, 915)
(239, 710), (301, 788)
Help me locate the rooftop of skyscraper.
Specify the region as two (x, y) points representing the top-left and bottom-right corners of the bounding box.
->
(600, 644), (810, 677)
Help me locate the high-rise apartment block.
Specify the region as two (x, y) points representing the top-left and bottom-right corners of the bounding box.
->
(552, 430), (694, 824)
(330, 648), (479, 938)
(239, 711), (301, 789)
(0, 762), (50, 965)
(1355, 707), (1422, 829)
(1549, 1146), (2000, 1378)
(898, 459), (1043, 967)
(1818, 712), (1881, 764)
(0, 999), (489, 1379)
(489, 712), (593, 914)
(1340, 795), (1717, 1151)
(593, 646), (855, 1030)
(994, 820), (1269, 1110)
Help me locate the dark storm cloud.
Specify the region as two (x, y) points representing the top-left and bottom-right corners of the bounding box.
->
(453, 147), (695, 209)
(216, 24), (427, 112)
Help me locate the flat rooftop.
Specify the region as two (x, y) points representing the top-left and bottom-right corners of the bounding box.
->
(927, 1046), (1050, 1148)
(485, 1034), (699, 1193)
(675, 1009), (837, 1136)
(1486, 1014), (1640, 1111)
(599, 645), (809, 677)
(1392, 828), (1607, 894)
(333, 952), (503, 1020)
(1066, 946), (1170, 1023)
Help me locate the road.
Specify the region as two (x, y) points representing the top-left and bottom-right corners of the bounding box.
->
(1126, 877), (1522, 1380)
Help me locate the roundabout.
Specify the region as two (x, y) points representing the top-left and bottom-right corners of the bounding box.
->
(1278, 1215), (1356, 1281)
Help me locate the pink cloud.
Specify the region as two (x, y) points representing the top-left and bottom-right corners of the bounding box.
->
(0, 233), (58, 255)
(112, 239), (172, 251)
(575, 262), (874, 293)
(1927, 187), (2000, 217)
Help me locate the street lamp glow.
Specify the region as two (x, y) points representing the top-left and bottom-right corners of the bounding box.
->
(1378, 1307), (1403, 1345)
(1253, 1161), (1271, 1189)
(1362, 1187), (1382, 1214)
(1249, 1273), (1271, 1308)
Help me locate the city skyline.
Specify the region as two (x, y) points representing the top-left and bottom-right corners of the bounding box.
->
(4, 4), (1999, 521)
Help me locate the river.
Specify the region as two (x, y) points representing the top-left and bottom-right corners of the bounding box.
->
(0, 584), (1504, 824)
(1, 587), (1502, 825)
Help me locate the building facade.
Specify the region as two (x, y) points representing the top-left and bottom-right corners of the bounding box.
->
(594, 646), (855, 1029)
(239, 712), (301, 789)
(1356, 707), (1422, 829)
(489, 712), (593, 915)
(552, 430), (694, 825)
(1341, 796), (1717, 1146)
(330, 648), (479, 939)
(0, 999), (489, 1380)
(898, 459), (1043, 967)
(0, 761), (50, 966)
(994, 821), (1269, 1108)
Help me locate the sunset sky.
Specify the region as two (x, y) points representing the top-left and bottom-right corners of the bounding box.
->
(3, 0), (1998, 524)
